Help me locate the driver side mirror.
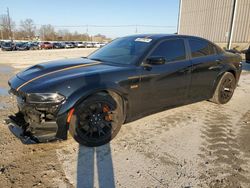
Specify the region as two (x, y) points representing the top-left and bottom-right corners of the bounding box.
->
(146, 56), (166, 65)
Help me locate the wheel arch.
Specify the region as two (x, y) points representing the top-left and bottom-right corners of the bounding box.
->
(58, 85), (128, 123)
(77, 89), (127, 123)
(227, 69), (236, 79)
(211, 67), (236, 96)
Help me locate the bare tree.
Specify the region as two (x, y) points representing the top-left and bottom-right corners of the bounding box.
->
(0, 16), (110, 42)
(57, 29), (91, 41)
(39, 24), (56, 41)
(57, 29), (71, 41)
(19, 18), (36, 40)
(0, 14), (15, 40)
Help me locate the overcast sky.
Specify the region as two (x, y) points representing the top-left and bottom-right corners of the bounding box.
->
(0, 0), (180, 38)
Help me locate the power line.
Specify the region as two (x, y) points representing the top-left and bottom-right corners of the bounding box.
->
(15, 24), (176, 28)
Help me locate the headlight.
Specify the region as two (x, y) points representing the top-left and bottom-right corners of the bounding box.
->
(26, 93), (65, 104)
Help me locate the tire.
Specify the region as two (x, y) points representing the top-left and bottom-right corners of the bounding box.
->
(210, 72), (236, 104)
(69, 93), (124, 147)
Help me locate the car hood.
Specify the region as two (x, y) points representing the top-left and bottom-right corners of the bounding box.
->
(16, 58), (122, 84)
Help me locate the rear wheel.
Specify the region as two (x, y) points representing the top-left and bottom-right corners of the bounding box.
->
(210, 72), (236, 104)
(69, 93), (124, 147)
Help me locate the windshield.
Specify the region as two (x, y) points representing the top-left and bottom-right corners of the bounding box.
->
(88, 36), (153, 65)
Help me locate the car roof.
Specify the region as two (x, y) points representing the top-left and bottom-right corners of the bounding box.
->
(124, 34), (209, 41)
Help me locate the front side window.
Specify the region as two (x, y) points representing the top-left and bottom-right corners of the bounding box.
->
(88, 36), (153, 65)
(149, 39), (186, 62)
(189, 39), (216, 58)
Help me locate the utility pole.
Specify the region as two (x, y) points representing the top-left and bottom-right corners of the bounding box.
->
(7, 7), (12, 41)
(177, 0), (183, 34)
(86, 24), (89, 41)
(0, 28), (3, 40)
(227, 0), (238, 50)
(135, 24), (138, 33)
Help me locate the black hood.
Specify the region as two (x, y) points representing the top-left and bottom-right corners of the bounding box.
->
(9, 58), (126, 93)
(16, 58), (121, 83)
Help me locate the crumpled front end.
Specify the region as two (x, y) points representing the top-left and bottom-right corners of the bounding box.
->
(6, 59), (106, 144)
(7, 76), (68, 144)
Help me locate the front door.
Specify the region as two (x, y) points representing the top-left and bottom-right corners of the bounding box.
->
(140, 38), (192, 111)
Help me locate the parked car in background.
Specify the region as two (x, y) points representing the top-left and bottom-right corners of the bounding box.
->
(40, 42), (53, 49)
(76, 42), (85, 48)
(53, 42), (65, 49)
(93, 42), (106, 48)
(100, 42), (107, 47)
(86, 42), (94, 48)
(93, 42), (101, 48)
(15, 42), (30, 51)
(64, 42), (74, 48)
(1, 41), (16, 51)
(28, 42), (39, 50)
(70, 42), (77, 48)
(8, 34), (242, 146)
(0, 41), (4, 48)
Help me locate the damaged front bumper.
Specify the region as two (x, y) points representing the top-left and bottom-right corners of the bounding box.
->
(6, 112), (57, 144)
(6, 90), (68, 144)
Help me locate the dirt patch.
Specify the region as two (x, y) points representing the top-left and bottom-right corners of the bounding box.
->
(199, 106), (250, 187)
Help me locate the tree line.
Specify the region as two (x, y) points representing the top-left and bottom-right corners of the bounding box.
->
(0, 14), (110, 42)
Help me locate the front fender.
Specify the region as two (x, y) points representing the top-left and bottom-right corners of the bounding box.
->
(57, 82), (128, 116)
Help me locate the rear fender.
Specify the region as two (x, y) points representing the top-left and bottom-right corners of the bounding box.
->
(211, 64), (238, 96)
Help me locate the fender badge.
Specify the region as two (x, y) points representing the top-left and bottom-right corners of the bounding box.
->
(130, 85), (139, 89)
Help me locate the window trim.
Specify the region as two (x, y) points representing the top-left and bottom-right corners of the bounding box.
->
(141, 38), (188, 66)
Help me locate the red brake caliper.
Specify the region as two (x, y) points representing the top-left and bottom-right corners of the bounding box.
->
(103, 105), (112, 121)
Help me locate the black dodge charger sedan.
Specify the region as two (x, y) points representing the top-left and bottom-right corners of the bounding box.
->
(8, 34), (242, 146)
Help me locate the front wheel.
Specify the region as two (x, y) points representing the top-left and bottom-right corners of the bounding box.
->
(210, 72), (236, 104)
(69, 93), (124, 147)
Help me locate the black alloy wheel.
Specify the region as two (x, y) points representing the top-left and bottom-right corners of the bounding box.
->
(69, 93), (124, 147)
(219, 76), (235, 103)
(210, 72), (236, 104)
(77, 102), (115, 141)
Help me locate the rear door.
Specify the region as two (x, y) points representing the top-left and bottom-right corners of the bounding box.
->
(140, 38), (192, 110)
(187, 39), (222, 101)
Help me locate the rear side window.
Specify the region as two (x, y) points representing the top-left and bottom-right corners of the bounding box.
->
(150, 39), (186, 62)
(189, 39), (216, 58)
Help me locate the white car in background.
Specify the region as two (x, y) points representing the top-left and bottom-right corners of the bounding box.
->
(85, 42), (94, 48)
(64, 42), (74, 48)
(76, 42), (85, 48)
(92, 42), (106, 48)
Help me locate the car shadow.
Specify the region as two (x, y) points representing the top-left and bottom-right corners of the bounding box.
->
(77, 144), (115, 188)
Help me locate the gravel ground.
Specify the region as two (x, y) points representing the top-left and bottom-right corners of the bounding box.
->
(0, 49), (250, 188)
